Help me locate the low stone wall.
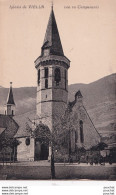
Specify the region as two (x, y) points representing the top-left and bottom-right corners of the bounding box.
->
(0, 164), (116, 180)
(55, 165), (116, 180)
(0, 165), (51, 180)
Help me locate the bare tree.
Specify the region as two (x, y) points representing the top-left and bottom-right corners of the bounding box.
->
(0, 137), (19, 164)
(26, 108), (72, 179)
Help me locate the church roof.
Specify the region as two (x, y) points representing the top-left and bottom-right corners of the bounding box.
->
(7, 82), (15, 105)
(42, 7), (64, 56)
(0, 127), (6, 135)
(14, 110), (51, 139)
(14, 110), (36, 138)
(0, 114), (19, 140)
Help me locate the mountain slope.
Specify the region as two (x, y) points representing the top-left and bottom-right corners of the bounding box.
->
(0, 73), (116, 143)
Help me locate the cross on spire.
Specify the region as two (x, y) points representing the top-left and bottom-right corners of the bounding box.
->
(10, 82), (12, 87)
(51, 1), (53, 10)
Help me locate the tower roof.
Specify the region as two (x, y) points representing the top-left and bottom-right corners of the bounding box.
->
(7, 82), (15, 105)
(75, 90), (83, 98)
(42, 7), (64, 56)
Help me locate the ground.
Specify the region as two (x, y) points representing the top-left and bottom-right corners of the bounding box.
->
(0, 161), (116, 180)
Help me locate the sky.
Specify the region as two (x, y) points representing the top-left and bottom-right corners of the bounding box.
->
(0, 0), (116, 88)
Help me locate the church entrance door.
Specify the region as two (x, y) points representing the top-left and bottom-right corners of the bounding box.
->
(40, 144), (49, 160)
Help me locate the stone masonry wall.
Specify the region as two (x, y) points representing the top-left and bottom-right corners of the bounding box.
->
(17, 137), (34, 161)
(36, 63), (68, 132)
(70, 100), (100, 150)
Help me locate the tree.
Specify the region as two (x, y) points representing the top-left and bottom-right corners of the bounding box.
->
(26, 119), (55, 178)
(26, 108), (72, 179)
(90, 142), (108, 151)
(0, 137), (20, 164)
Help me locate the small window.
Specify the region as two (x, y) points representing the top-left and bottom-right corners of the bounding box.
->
(45, 79), (48, 88)
(25, 138), (30, 146)
(75, 131), (78, 143)
(5, 110), (6, 115)
(38, 69), (40, 85)
(45, 67), (48, 78)
(44, 49), (49, 56)
(55, 68), (61, 86)
(80, 120), (84, 143)
(12, 110), (14, 116)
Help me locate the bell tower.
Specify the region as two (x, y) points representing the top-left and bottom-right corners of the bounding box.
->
(34, 6), (70, 131)
(4, 82), (15, 116)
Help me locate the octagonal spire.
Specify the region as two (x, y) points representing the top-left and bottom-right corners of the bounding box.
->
(42, 6), (64, 56)
(7, 82), (15, 105)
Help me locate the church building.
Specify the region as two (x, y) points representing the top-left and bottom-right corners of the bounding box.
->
(15, 6), (100, 161)
(0, 6), (101, 162)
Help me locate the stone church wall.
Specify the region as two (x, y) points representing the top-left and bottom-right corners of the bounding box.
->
(17, 137), (34, 161)
(70, 99), (100, 151)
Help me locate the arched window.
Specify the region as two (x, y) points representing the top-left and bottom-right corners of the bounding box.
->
(45, 79), (48, 89)
(55, 68), (61, 86)
(38, 69), (40, 85)
(80, 120), (84, 143)
(44, 67), (48, 78)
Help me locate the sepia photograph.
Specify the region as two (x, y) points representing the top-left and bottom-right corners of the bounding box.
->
(0, 0), (116, 183)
